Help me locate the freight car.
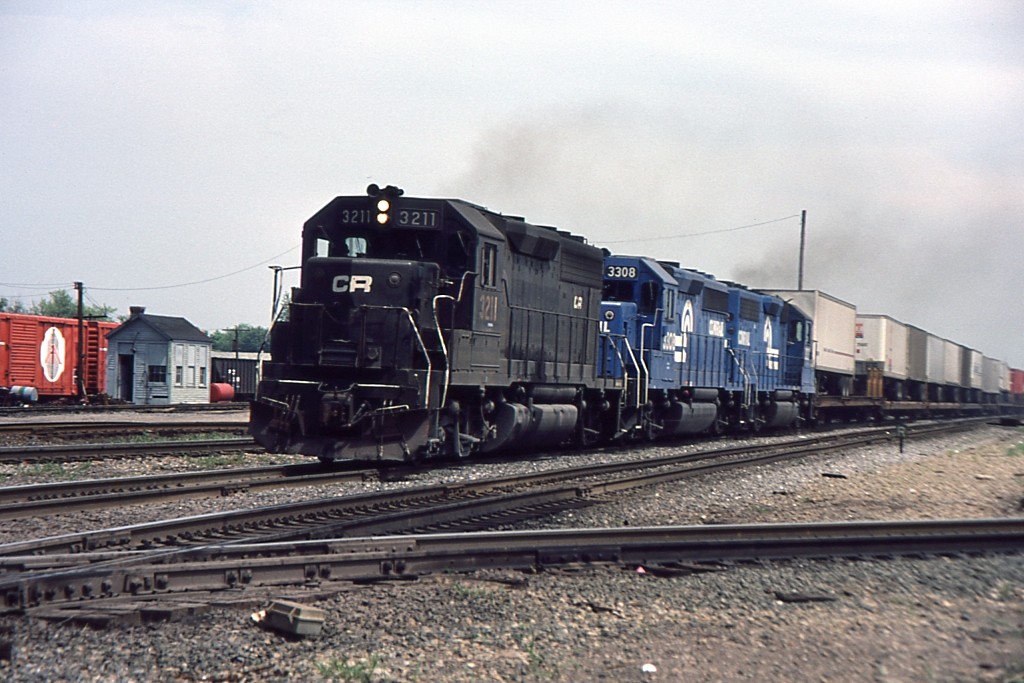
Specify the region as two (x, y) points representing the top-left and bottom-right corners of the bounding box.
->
(211, 352), (260, 401)
(0, 313), (117, 404)
(250, 187), (1022, 462)
(1013, 369), (1024, 404)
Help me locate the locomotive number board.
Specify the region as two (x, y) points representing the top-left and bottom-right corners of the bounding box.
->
(605, 265), (638, 279)
(336, 208), (440, 227)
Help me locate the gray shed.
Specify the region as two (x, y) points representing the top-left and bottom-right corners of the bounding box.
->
(105, 306), (213, 405)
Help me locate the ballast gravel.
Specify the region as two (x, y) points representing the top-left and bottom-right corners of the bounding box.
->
(0, 421), (1021, 682)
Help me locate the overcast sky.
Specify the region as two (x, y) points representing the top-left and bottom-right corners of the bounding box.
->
(3, 1), (1022, 366)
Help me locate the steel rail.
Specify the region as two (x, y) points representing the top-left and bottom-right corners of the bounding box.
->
(0, 403), (248, 419)
(0, 463), (378, 521)
(0, 419), (979, 559)
(0, 420), (249, 437)
(0, 437), (260, 464)
(0, 416), (972, 514)
(1, 519), (1020, 615)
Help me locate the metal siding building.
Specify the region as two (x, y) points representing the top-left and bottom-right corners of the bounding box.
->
(104, 307), (213, 405)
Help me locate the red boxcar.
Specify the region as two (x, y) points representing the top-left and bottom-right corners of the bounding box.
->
(1011, 368), (1024, 404)
(0, 313), (118, 400)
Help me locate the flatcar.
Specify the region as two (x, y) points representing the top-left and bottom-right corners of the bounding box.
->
(0, 313), (117, 404)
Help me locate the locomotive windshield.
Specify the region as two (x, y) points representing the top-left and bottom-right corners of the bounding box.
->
(308, 220), (474, 280)
(315, 237), (367, 258)
(602, 280), (660, 315)
(310, 227), (440, 262)
(603, 280), (634, 302)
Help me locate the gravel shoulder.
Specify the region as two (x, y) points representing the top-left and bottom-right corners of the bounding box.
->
(0, 423), (1021, 682)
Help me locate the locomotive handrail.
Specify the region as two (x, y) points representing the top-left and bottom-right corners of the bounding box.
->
(727, 347), (753, 409)
(639, 322), (654, 406)
(432, 270), (476, 410)
(602, 332), (642, 409)
(622, 337), (642, 409)
(432, 295), (453, 409)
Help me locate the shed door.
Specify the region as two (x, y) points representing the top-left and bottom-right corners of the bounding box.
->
(118, 354), (134, 402)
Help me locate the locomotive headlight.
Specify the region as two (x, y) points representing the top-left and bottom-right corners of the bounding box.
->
(376, 199), (391, 225)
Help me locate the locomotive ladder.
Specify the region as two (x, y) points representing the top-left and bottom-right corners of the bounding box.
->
(82, 324), (103, 395)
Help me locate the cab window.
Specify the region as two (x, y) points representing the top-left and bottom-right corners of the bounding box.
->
(481, 243), (498, 288)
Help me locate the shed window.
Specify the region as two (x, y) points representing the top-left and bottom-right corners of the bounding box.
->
(174, 344), (185, 386)
(148, 366), (167, 383)
(198, 346), (209, 387)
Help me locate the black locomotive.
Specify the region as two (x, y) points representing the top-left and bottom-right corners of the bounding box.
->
(250, 185), (612, 461)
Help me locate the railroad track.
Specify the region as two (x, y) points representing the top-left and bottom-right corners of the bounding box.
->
(0, 417), (978, 524)
(0, 421), (249, 448)
(0, 437), (260, 464)
(0, 419), (975, 558)
(0, 462), (378, 521)
(0, 418), (1013, 623)
(0, 403), (249, 419)
(1, 518), (1020, 623)
(0, 420), (249, 437)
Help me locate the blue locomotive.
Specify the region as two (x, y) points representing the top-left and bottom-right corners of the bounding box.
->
(250, 187), (815, 462)
(599, 256), (814, 441)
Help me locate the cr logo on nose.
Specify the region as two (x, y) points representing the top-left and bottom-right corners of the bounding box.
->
(332, 275), (373, 293)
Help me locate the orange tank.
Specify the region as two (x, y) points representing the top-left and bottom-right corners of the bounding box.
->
(209, 382), (236, 402)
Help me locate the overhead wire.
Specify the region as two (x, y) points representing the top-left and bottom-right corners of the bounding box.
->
(0, 244), (301, 294)
(600, 214), (801, 245)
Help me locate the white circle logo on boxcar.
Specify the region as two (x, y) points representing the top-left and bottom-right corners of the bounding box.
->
(40, 326), (66, 382)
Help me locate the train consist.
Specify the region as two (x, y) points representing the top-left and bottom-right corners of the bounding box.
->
(249, 186), (1023, 462)
(0, 313), (118, 403)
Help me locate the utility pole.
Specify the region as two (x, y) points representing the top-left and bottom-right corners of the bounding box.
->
(797, 210), (807, 290)
(74, 281), (85, 399)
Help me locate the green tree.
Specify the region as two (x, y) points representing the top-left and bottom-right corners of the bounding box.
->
(209, 324), (269, 353)
(30, 290), (116, 319)
(0, 297), (28, 313)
